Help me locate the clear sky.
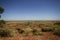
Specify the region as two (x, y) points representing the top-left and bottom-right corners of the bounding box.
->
(0, 0), (60, 20)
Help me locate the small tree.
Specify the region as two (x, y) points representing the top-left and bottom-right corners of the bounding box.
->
(0, 7), (4, 19)
(0, 7), (5, 27)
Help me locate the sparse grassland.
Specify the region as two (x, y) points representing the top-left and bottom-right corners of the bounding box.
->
(0, 20), (60, 40)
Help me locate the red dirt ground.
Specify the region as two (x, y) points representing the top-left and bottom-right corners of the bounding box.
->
(0, 32), (60, 40)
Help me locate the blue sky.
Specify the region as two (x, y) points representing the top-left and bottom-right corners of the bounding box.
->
(0, 0), (60, 20)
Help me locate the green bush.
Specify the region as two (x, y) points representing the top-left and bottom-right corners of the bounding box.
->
(17, 28), (32, 36)
(0, 28), (16, 37)
(41, 27), (53, 32)
(32, 29), (43, 35)
(17, 29), (24, 34)
(52, 26), (60, 31)
(22, 27), (32, 35)
(54, 22), (60, 26)
(53, 28), (60, 36)
(17, 28), (43, 36)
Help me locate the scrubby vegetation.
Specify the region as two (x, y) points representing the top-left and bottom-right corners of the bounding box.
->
(52, 25), (60, 36)
(54, 22), (60, 26)
(0, 20), (60, 38)
(17, 27), (43, 36)
(17, 27), (32, 35)
(17, 28), (24, 34)
(23, 27), (32, 35)
(53, 28), (60, 36)
(32, 29), (43, 35)
(0, 28), (16, 37)
(41, 27), (53, 32)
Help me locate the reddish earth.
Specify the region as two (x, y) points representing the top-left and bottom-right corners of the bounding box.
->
(0, 32), (60, 40)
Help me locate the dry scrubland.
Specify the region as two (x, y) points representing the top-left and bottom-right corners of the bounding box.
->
(0, 21), (60, 40)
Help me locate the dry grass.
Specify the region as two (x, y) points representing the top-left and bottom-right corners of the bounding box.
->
(0, 32), (60, 40)
(0, 21), (60, 40)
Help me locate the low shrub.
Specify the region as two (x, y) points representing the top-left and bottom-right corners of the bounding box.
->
(53, 28), (60, 36)
(17, 27), (43, 36)
(17, 28), (32, 35)
(32, 29), (43, 35)
(0, 28), (16, 37)
(17, 29), (24, 34)
(23, 27), (32, 35)
(41, 27), (53, 32)
(54, 22), (60, 26)
(52, 26), (60, 31)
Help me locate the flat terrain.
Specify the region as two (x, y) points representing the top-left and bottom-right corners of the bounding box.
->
(0, 32), (60, 40)
(0, 21), (60, 40)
